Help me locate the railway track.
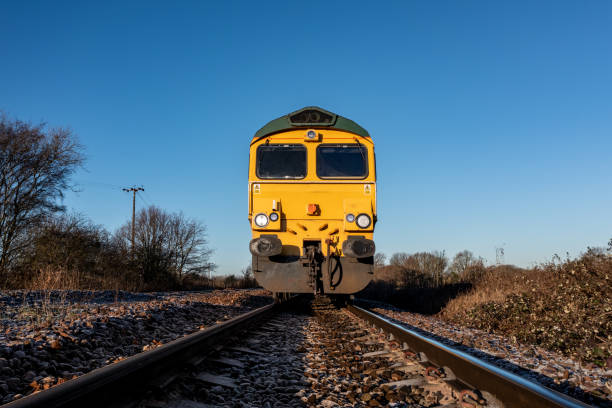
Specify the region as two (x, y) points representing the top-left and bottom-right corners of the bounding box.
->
(2, 297), (596, 408)
(346, 304), (592, 408)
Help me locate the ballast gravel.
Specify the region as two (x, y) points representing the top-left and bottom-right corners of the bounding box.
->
(361, 300), (612, 407)
(150, 299), (469, 408)
(0, 289), (271, 404)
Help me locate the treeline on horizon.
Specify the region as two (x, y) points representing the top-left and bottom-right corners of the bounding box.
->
(366, 242), (612, 313)
(373, 249), (488, 287)
(364, 248), (499, 314)
(0, 115), (224, 291)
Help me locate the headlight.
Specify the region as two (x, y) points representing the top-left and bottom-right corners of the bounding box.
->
(356, 214), (371, 229)
(254, 213), (269, 227)
(346, 213), (355, 223)
(269, 212), (279, 222)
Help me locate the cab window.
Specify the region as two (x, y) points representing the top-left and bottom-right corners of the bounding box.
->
(256, 144), (307, 179)
(316, 144), (368, 179)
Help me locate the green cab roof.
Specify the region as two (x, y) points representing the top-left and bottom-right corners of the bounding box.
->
(253, 106), (370, 140)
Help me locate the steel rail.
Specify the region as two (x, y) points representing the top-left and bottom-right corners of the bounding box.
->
(347, 304), (592, 408)
(3, 303), (277, 408)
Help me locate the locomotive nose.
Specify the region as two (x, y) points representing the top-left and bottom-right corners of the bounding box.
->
(342, 237), (375, 258)
(249, 236), (282, 257)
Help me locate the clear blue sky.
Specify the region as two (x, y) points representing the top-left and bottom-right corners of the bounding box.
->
(1, 1), (611, 274)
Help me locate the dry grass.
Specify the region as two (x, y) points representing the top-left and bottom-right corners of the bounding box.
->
(25, 266), (81, 291)
(5, 267), (132, 327)
(440, 265), (555, 318)
(12, 269), (84, 326)
(19, 266), (139, 292)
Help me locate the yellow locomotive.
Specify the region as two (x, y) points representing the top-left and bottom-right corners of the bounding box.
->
(248, 107), (376, 295)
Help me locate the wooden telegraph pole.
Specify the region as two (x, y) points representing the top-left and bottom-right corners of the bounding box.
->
(122, 186), (144, 259)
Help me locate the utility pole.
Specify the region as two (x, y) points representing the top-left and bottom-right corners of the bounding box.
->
(123, 186), (144, 259)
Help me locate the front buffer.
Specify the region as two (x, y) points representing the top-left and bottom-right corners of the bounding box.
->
(250, 236), (374, 294)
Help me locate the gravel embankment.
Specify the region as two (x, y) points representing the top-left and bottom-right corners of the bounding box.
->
(0, 289), (272, 404)
(359, 300), (612, 407)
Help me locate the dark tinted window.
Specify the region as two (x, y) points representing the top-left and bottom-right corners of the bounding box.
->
(256, 144), (307, 179)
(317, 144), (368, 179)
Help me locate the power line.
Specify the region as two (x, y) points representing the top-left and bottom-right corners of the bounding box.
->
(136, 191), (151, 207)
(142, 190), (155, 205)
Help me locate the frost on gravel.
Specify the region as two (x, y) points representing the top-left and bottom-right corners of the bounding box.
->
(0, 289), (271, 404)
(359, 300), (612, 407)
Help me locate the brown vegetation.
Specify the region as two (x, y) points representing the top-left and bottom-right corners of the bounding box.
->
(362, 250), (482, 314)
(440, 264), (536, 316)
(441, 251), (612, 366)
(365, 247), (612, 366)
(12, 213), (137, 290)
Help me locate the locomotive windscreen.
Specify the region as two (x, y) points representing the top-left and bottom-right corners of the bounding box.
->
(256, 144), (307, 179)
(316, 144), (368, 179)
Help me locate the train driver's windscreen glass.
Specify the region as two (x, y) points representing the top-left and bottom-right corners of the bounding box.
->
(256, 144), (307, 179)
(316, 144), (368, 179)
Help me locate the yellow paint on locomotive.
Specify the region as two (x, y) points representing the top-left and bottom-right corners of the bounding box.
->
(248, 129), (376, 257)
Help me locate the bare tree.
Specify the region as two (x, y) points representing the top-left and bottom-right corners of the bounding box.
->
(389, 252), (410, 267)
(447, 250), (485, 282)
(385, 251), (449, 288)
(168, 212), (213, 278)
(0, 116), (83, 274)
(374, 252), (387, 268)
(240, 264), (258, 288)
(387, 252), (420, 288)
(123, 206), (173, 285)
(412, 251), (447, 287)
(116, 206), (214, 287)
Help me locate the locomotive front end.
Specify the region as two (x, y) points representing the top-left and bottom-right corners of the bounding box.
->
(248, 107), (376, 295)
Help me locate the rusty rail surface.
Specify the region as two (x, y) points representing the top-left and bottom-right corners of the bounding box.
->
(3, 303), (278, 408)
(348, 304), (592, 408)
